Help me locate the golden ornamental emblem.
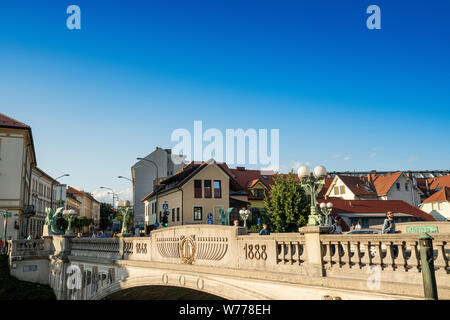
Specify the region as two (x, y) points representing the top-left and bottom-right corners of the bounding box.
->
(179, 235), (196, 264)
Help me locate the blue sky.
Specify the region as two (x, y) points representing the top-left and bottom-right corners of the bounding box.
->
(1, 0), (449, 203)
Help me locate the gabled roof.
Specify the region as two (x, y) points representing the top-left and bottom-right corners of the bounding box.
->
(141, 159), (241, 202)
(0, 113), (30, 129)
(369, 171), (403, 195)
(423, 187), (450, 203)
(318, 199), (435, 221)
(67, 186), (100, 204)
(335, 175), (377, 196)
(230, 168), (275, 189)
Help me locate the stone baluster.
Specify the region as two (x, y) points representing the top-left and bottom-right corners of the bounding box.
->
(398, 241), (409, 271)
(340, 239), (352, 268)
(354, 241), (363, 268)
(289, 242), (294, 265)
(433, 240), (448, 273)
(384, 240), (397, 271)
(407, 240), (421, 272)
(370, 240), (383, 268)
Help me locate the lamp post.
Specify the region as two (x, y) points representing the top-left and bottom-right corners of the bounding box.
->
(100, 186), (116, 208)
(51, 174), (70, 212)
(319, 202), (333, 226)
(239, 208), (251, 229)
(1, 210), (9, 253)
(137, 157), (159, 228)
(298, 165), (327, 226)
(63, 209), (77, 236)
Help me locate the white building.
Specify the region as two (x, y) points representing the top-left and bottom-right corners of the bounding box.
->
(326, 172), (423, 207)
(420, 187), (450, 221)
(29, 167), (59, 238)
(131, 147), (185, 228)
(0, 113), (36, 240)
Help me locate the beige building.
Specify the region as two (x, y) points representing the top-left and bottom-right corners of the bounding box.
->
(0, 113), (37, 240)
(29, 167), (59, 237)
(66, 186), (101, 232)
(142, 159), (248, 228)
(420, 187), (450, 221)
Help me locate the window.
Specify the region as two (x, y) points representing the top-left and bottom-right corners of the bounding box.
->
(204, 180), (212, 198)
(334, 186), (339, 195)
(405, 183), (408, 191)
(214, 180), (222, 198)
(339, 185), (345, 194)
(194, 180), (202, 198)
(177, 208), (180, 221)
(396, 183), (401, 191)
(193, 207), (203, 221)
(172, 208), (175, 222)
(253, 188), (265, 198)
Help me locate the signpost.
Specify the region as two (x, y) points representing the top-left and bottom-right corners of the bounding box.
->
(406, 225), (439, 234)
(207, 213), (213, 225)
(162, 203), (168, 211)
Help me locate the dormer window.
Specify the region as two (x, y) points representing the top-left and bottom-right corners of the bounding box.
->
(253, 188), (265, 198)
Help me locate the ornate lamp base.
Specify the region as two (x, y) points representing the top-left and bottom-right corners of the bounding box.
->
(307, 214), (322, 226)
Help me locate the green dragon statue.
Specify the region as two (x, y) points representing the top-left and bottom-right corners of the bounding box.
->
(219, 207), (233, 225)
(120, 207), (131, 234)
(44, 207), (65, 235)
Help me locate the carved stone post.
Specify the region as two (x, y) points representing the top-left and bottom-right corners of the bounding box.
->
(299, 225), (332, 277)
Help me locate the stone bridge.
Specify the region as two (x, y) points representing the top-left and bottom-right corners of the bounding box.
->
(7, 225), (450, 300)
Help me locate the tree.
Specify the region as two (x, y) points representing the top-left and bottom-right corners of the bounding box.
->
(264, 172), (310, 232)
(100, 203), (115, 230)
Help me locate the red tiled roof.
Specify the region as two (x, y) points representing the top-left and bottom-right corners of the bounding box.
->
(318, 177), (334, 198)
(67, 186), (85, 195)
(0, 113), (30, 129)
(423, 187), (450, 203)
(230, 168), (275, 189)
(427, 175), (450, 193)
(337, 175), (376, 196)
(369, 171), (403, 196)
(318, 199), (435, 221)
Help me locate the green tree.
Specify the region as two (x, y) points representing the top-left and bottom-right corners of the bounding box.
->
(100, 203), (115, 230)
(264, 172), (309, 232)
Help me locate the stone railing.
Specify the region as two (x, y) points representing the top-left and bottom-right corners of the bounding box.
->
(8, 239), (49, 258)
(319, 233), (449, 274)
(70, 238), (120, 259)
(236, 233), (307, 273)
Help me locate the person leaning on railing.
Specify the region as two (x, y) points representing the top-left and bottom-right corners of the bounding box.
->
(330, 217), (343, 255)
(382, 211), (398, 256)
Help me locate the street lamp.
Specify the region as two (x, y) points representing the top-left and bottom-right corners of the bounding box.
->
(137, 157), (159, 228)
(298, 165), (327, 226)
(319, 202), (333, 226)
(118, 176), (132, 183)
(51, 174), (70, 212)
(239, 208), (251, 229)
(63, 209), (77, 235)
(100, 186), (116, 208)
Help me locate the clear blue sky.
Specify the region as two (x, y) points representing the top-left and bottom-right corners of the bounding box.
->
(1, 0), (449, 202)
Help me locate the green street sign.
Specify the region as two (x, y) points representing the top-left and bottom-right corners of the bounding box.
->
(406, 225), (438, 234)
